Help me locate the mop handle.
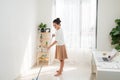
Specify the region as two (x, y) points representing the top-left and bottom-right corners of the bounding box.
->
(36, 62), (43, 80)
(36, 37), (53, 80)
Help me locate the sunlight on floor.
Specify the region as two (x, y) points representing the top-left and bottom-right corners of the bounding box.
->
(19, 63), (91, 80)
(20, 64), (77, 77)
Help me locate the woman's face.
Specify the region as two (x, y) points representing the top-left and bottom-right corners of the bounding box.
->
(53, 23), (59, 29)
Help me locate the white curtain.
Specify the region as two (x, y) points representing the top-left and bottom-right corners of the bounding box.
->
(50, 0), (97, 64)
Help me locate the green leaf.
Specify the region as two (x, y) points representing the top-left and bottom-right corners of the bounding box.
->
(116, 26), (120, 31)
(113, 31), (119, 35)
(115, 19), (120, 26)
(110, 19), (120, 52)
(38, 23), (47, 29)
(43, 24), (47, 28)
(110, 28), (117, 35)
(115, 44), (120, 52)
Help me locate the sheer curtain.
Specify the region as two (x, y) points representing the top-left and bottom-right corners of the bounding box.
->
(50, 0), (97, 64)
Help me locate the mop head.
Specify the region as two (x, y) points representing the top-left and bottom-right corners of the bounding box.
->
(32, 78), (39, 80)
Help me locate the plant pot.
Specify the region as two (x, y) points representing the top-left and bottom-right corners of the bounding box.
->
(41, 28), (45, 32)
(45, 28), (51, 32)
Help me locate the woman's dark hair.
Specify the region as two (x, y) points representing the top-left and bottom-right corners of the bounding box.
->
(53, 18), (61, 25)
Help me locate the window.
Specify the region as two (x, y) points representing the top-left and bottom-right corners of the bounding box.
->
(53, 0), (97, 49)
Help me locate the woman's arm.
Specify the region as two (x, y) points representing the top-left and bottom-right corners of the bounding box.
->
(48, 41), (57, 49)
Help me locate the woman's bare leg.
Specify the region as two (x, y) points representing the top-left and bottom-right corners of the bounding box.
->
(55, 60), (64, 76)
(56, 60), (64, 72)
(60, 60), (64, 72)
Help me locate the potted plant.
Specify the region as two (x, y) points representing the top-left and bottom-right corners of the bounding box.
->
(110, 19), (120, 51)
(38, 23), (47, 32)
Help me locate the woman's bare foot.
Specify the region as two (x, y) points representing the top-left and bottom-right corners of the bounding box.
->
(54, 72), (62, 76)
(56, 69), (63, 72)
(56, 70), (59, 72)
(56, 70), (60, 72)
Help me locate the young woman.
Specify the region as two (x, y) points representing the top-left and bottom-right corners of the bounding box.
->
(47, 18), (68, 76)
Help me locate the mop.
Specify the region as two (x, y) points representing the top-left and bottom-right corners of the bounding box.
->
(32, 36), (53, 80)
(32, 63), (43, 80)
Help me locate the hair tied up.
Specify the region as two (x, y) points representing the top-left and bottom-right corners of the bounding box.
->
(53, 18), (61, 25)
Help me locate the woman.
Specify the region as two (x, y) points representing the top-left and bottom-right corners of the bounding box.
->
(48, 18), (68, 76)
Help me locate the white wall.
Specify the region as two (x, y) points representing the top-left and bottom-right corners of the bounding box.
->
(0, 0), (53, 79)
(36, 0), (53, 27)
(97, 0), (120, 51)
(0, 0), (37, 80)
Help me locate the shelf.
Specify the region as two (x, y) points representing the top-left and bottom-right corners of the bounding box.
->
(36, 32), (51, 66)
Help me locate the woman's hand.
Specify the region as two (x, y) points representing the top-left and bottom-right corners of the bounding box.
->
(52, 34), (55, 37)
(47, 46), (51, 50)
(47, 41), (57, 50)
